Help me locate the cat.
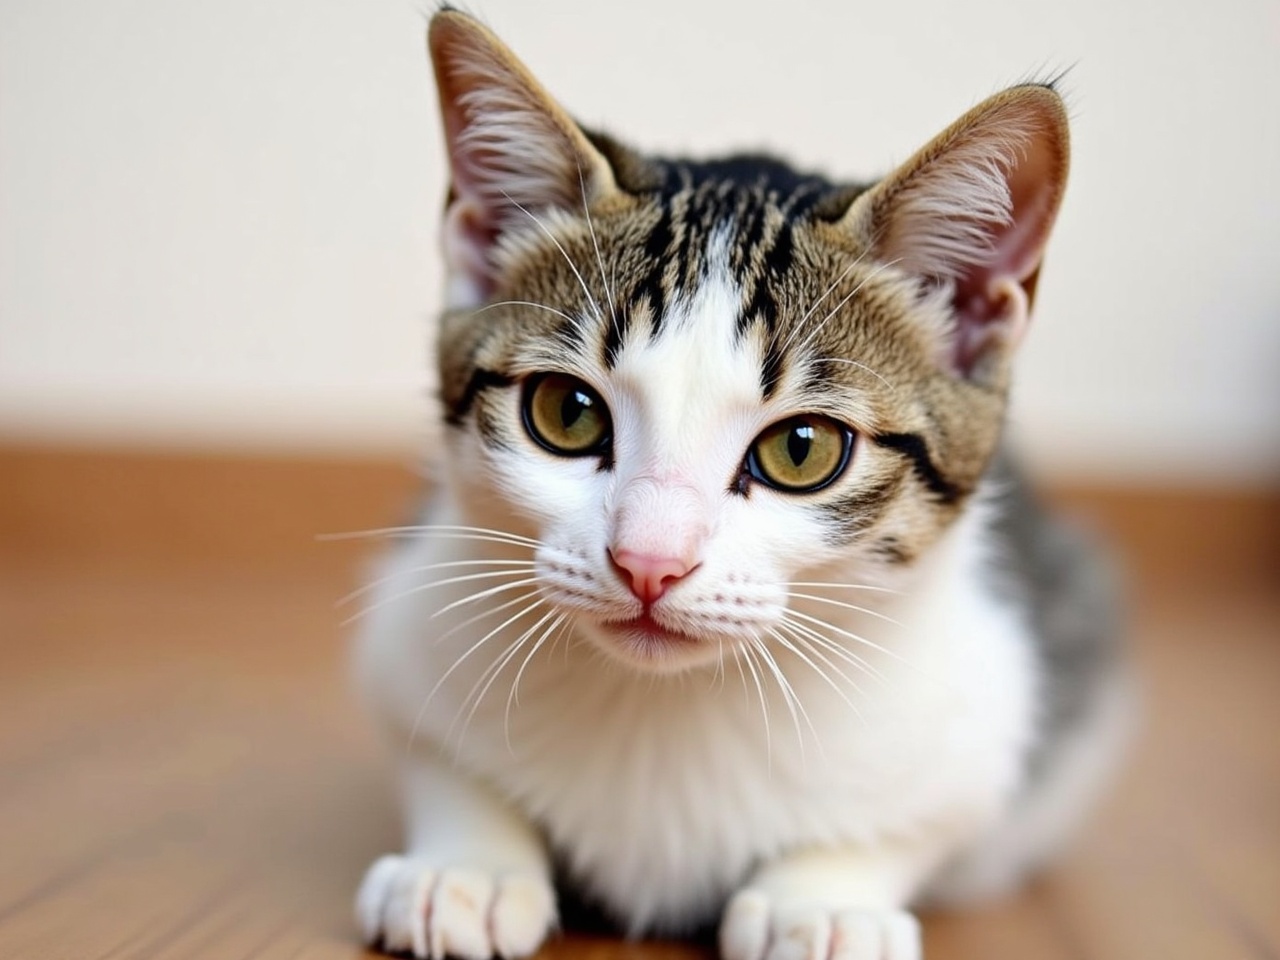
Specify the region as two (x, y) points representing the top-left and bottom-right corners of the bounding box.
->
(352, 8), (1132, 960)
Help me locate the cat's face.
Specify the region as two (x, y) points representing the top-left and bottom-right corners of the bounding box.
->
(427, 12), (1068, 673)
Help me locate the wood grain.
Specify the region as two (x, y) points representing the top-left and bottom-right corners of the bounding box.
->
(1, 445), (1277, 960)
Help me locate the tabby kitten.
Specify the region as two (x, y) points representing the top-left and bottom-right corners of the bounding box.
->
(354, 10), (1129, 960)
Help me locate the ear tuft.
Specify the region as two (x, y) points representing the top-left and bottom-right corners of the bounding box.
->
(841, 86), (1070, 378)
(428, 11), (616, 306)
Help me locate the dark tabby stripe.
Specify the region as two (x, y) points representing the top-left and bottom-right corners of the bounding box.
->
(872, 433), (964, 504)
(598, 148), (840, 373)
(870, 536), (913, 565)
(759, 338), (786, 399)
(817, 476), (899, 542)
(445, 368), (514, 427)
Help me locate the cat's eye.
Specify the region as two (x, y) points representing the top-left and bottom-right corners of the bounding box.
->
(746, 415), (853, 493)
(522, 373), (612, 457)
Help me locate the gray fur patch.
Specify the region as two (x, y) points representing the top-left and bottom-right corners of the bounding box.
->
(982, 452), (1124, 784)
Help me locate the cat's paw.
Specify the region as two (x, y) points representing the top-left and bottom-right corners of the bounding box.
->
(357, 855), (557, 959)
(720, 889), (921, 960)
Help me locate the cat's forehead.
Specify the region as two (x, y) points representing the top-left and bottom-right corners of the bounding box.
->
(487, 176), (908, 418)
(601, 157), (856, 376)
(606, 228), (767, 457)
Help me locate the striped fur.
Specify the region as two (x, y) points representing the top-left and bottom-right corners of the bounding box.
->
(354, 12), (1127, 960)
(437, 139), (1016, 565)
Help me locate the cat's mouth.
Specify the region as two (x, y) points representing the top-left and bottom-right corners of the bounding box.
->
(592, 612), (706, 667)
(600, 612), (697, 646)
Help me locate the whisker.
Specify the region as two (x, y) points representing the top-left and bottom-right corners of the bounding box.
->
(443, 633), (526, 754)
(318, 523), (540, 548)
(431, 577), (543, 619)
(466, 299), (581, 328)
(770, 623), (869, 723)
(578, 162), (617, 327)
(797, 258), (903, 356)
(784, 609), (933, 679)
(431, 585), (548, 646)
(501, 190), (604, 323)
(776, 252), (868, 354)
(811, 357), (895, 391)
(403, 593), (545, 755)
(783, 591), (901, 626)
(739, 642), (773, 766)
(412, 524), (540, 545)
(339, 559), (537, 607)
(344, 569), (538, 625)
(731, 642), (750, 704)
(504, 612), (568, 750)
(787, 580), (901, 595)
(423, 595), (546, 705)
(453, 607), (560, 748)
(779, 615), (889, 687)
(753, 635), (817, 759)
(507, 612), (565, 714)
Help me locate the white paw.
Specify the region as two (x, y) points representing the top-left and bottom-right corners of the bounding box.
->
(720, 889), (921, 960)
(356, 855), (557, 959)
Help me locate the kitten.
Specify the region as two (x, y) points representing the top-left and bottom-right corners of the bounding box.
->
(353, 9), (1131, 960)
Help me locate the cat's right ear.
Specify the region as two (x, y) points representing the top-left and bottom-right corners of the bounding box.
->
(429, 10), (618, 308)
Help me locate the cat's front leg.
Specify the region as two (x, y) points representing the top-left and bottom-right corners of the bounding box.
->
(357, 749), (557, 960)
(720, 846), (937, 960)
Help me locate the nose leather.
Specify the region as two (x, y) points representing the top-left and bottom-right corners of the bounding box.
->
(609, 549), (695, 604)
(609, 476), (707, 604)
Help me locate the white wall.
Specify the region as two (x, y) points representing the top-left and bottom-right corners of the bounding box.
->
(2, 0), (1277, 483)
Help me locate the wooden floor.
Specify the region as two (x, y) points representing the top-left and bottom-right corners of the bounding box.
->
(1, 447), (1277, 960)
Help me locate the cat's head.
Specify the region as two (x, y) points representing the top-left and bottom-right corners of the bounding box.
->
(425, 10), (1069, 673)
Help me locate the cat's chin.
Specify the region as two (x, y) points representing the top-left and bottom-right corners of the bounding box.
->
(583, 614), (728, 674)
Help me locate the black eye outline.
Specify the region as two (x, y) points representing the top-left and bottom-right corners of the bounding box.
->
(520, 372), (613, 459)
(743, 414), (855, 493)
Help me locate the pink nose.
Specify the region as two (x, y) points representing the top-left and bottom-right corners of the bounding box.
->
(609, 548), (697, 605)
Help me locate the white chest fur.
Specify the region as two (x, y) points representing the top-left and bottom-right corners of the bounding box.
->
(355, 494), (1037, 933)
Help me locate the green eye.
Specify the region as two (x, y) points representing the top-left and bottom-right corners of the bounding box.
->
(746, 415), (853, 492)
(522, 373), (612, 456)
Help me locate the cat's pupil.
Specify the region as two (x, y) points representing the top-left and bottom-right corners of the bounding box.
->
(787, 425), (814, 466)
(561, 391), (589, 428)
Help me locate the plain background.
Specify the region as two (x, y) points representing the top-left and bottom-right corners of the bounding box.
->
(2, 0), (1277, 483)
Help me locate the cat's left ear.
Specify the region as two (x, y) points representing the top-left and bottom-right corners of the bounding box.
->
(839, 85), (1069, 379)
(428, 10), (619, 307)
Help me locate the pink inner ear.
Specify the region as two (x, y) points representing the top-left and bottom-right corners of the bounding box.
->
(947, 134), (1063, 376)
(443, 200), (501, 307)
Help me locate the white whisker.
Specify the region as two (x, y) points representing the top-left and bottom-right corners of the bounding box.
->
(771, 623), (869, 723)
(344, 569), (538, 625)
(784, 591), (901, 626)
(785, 609), (933, 680)
(797, 258), (903, 356)
(403, 593), (545, 756)
(431, 577), (543, 619)
(780, 615), (889, 687)
(339, 559), (537, 607)
(466, 299), (581, 328)
(504, 612), (568, 750)
(578, 162), (617, 327)
(788, 580), (901, 595)
(453, 607), (560, 748)
(777, 249), (872, 354)
(501, 190), (604, 322)
(319, 523), (540, 549)
(431, 586), (547, 646)
(739, 642), (773, 767)
(753, 636), (818, 759)
(812, 357), (895, 391)
(424, 596), (545, 705)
